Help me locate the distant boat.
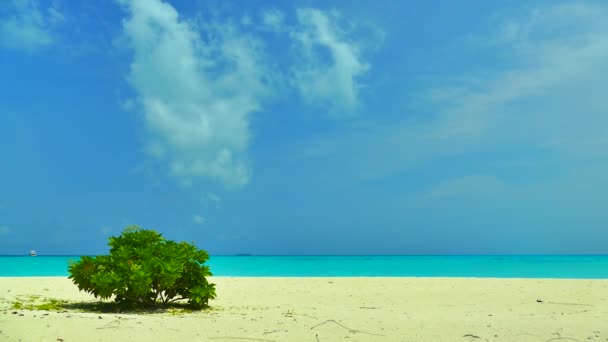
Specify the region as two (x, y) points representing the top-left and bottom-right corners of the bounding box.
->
(29, 250), (37, 256)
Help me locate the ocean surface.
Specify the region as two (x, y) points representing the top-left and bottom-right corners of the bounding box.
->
(1, 255), (607, 278)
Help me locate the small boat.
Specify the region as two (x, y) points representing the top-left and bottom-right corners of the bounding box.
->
(29, 250), (37, 256)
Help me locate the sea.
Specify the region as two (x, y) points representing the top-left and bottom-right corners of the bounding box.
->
(1, 255), (608, 278)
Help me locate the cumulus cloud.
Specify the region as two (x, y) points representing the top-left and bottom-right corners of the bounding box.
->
(261, 8), (284, 32)
(119, 0), (271, 188)
(208, 193), (220, 201)
(201, 193), (221, 208)
(193, 214), (206, 224)
(0, 0), (63, 51)
(290, 8), (369, 115)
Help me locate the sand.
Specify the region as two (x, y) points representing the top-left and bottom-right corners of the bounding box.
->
(0, 277), (607, 341)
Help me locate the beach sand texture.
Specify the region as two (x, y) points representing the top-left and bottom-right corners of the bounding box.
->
(1, 277), (607, 341)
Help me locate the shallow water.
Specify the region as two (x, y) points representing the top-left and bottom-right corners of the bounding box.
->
(1, 255), (607, 278)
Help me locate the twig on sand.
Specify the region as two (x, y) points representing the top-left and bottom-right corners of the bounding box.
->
(544, 337), (582, 342)
(310, 319), (384, 336)
(463, 334), (481, 339)
(563, 309), (591, 315)
(261, 330), (285, 336)
(546, 302), (592, 307)
(297, 313), (318, 319)
(96, 315), (138, 329)
(283, 309), (317, 320)
(463, 333), (491, 341)
(208, 337), (276, 342)
(97, 319), (122, 330)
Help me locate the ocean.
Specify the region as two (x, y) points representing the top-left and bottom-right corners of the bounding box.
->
(1, 255), (607, 278)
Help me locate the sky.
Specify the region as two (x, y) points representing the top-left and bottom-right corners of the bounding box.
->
(1, 0), (608, 255)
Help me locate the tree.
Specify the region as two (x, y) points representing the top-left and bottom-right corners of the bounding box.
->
(68, 226), (216, 309)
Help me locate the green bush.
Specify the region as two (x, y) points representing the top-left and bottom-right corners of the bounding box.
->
(68, 226), (216, 309)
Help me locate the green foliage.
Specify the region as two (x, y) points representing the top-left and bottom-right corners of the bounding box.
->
(35, 299), (68, 311)
(68, 226), (216, 309)
(10, 298), (67, 311)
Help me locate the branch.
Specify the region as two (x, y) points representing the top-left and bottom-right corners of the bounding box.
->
(166, 296), (187, 304)
(310, 319), (384, 336)
(546, 302), (593, 307)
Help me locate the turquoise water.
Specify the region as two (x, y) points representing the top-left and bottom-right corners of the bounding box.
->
(1, 255), (608, 278)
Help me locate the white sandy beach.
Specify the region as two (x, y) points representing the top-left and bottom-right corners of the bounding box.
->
(0, 277), (607, 341)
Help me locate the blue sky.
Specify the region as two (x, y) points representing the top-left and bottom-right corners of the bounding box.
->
(1, 0), (607, 255)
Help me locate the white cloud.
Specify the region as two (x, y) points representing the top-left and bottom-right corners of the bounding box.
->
(425, 175), (509, 199)
(299, 2), (608, 184)
(100, 226), (112, 235)
(201, 193), (221, 208)
(0, 0), (63, 52)
(290, 8), (369, 116)
(0, 225), (10, 234)
(207, 193), (221, 203)
(260, 8), (284, 32)
(193, 214), (206, 224)
(119, 0), (271, 189)
(426, 3), (608, 153)
(47, 6), (65, 25)
(241, 15), (252, 27)
(205, 193), (222, 206)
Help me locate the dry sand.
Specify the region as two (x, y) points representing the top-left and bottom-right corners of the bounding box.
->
(0, 277), (607, 341)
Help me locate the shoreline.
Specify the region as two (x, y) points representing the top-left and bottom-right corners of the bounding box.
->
(4, 255), (608, 278)
(0, 275), (608, 280)
(1, 277), (607, 341)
